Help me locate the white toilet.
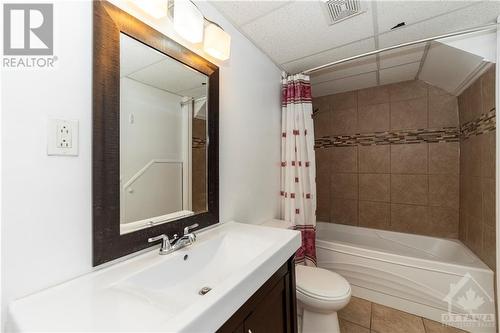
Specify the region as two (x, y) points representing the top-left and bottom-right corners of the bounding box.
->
(296, 265), (351, 333)
(260, 219), (351, 332)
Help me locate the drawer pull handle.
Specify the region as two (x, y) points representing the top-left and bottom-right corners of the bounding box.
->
(248, 330), (252, 333)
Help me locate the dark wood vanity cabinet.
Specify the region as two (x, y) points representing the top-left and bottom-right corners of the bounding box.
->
(218, 257), (298, 333)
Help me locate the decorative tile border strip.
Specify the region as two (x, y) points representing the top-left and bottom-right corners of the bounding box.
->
(314, 108), (496, 148)
(192, 137), (206, 149)
(461, 108), (496, 140)
(315, 128), (460, 148)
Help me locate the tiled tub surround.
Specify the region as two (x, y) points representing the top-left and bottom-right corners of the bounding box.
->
(314, 127), (460, 148)
(458, 66), (496, 270)
(314, 80), (462, 238)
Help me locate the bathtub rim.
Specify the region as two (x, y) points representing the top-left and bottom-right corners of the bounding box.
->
(316, 222), (493, 276)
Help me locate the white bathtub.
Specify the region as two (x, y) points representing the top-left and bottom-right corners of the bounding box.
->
(316, 222), (495, 333)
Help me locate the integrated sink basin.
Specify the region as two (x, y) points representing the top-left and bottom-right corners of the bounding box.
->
(8, 222), (300, 332)
(115, 230), (275, 314)
(124, 230), (272, 291)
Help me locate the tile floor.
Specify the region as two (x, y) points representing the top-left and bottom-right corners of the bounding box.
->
(338, 296), (468, 333)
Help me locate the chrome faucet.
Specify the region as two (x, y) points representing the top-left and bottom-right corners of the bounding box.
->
(148, 234), (178, 255)
(148, 223), (199, 255)
(176, 223), (199, 247)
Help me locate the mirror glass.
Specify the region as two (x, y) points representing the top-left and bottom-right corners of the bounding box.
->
(119, 33), (208, 235)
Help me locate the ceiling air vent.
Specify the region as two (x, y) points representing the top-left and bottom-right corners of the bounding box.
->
(322, 0), (364, 25)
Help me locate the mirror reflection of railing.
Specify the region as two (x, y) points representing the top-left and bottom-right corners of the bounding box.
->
(120, 160), (188, 230)
(122, 159), (181, 190)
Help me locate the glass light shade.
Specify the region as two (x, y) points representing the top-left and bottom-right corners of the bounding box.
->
(132, 0), (168, 19)
(173, 0), (204, 43)
(203, 24), (231, 60)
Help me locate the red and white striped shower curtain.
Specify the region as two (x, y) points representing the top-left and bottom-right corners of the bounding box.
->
(280, 74), (317, 266)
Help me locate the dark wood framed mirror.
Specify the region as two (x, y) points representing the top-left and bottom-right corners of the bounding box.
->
(93, 0), (219, 266)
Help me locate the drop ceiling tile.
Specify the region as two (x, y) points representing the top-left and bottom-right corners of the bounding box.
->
(376, 1), (476, 33)
(443, 30), (496, 63)
(209, 1), (292, 26)
(129, 59), (207, 95)
(312, 72), (377, 97)
(379, 43), (426, 69)
(282, 38), (376, 75)
(379, 62), (420, 85)
(241, 1), (375, 64)
(419, 42), (483, 94)
(378, 1), (500, 48)
(177, 86), (208, 99)
(120, 33), (165, 77)
(310, 55), (377, 85)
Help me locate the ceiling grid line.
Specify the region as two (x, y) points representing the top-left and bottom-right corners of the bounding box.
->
(124, 58), (167, 78)
(312, 60), (421, 86)
(280, 36), (375, 66)
(415, 42), (431, 80)
(125, 76), (185, 97)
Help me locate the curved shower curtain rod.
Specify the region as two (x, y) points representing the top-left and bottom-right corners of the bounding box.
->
(301, 22), (499, 75)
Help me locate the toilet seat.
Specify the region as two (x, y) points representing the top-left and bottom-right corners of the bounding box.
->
(296, 265), (351, 301)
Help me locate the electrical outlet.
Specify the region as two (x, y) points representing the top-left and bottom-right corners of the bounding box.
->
(48, 119), (79, 156)
(56, 122), (72, 148)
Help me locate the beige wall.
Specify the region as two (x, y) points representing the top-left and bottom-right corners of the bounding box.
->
(314, 80), (461, 238)
(458, 66), (496, 270)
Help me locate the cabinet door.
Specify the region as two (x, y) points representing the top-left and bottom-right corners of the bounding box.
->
(216, 258), (296, 333)
(233, 323), (244, 333)
(244, 278), (287, 333)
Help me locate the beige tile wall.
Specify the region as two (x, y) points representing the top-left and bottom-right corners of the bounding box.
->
(314, 80), (461, 239)
(458, 66), (496, 270)
(192, 118), (207, 213)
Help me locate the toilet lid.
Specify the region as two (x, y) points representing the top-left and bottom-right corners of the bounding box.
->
(296, 265), (351, 300)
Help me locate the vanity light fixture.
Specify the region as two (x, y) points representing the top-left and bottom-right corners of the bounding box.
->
(173, 0), (204, 43)
(169, 0), (231, 60)
(132, 0), (168, 19)
(203, 22), (231, 61)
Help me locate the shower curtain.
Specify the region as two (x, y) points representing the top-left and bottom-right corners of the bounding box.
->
(280, 74), (317, 266)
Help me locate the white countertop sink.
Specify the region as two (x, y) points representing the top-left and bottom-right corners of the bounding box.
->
(8, 222), (300, 332)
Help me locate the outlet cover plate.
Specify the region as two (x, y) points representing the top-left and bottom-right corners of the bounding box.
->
(47, 119), (79, 156)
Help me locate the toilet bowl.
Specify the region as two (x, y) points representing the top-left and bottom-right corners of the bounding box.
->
(296, 265), (351, 333)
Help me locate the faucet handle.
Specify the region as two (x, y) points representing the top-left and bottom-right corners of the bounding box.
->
(148, 234), (173, 252)
(183, 223), (199, 235)
(148, 234), (168, 243)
